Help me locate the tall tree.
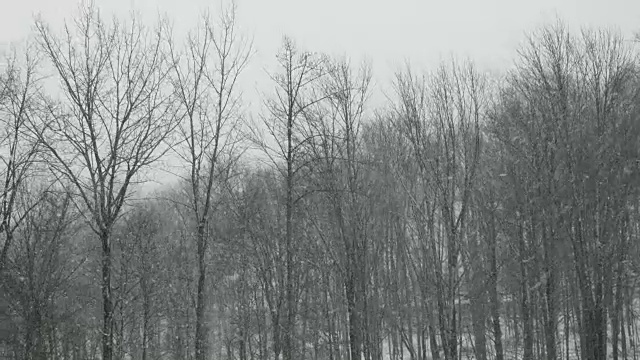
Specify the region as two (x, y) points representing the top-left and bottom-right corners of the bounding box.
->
(0, 43), (42, 274)
(490, 22), (640, 360)
(33, 4), (177, 359)
(310, 57), (372, 360)
(395, 59), (484, 360)
(168, 3), (252, 359)
(257, 36), (327, 360)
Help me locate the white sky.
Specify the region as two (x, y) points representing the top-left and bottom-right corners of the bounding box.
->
(1, 0), (639, 191)
(2, 0), (639, 88)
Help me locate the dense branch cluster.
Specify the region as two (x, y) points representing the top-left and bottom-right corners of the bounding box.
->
(1, 3), (640, 360)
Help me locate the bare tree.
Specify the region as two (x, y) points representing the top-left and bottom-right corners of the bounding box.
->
(116, 202), (165, 360)
(167, 3), (252, 359)
(0, 44), (42, 274)
(391, 67), (443, 360)
(256, 36), (327, 360)
(487, 21), (640, 360)
(1, 185), (79, 360)
(308, 57), (372, 360)
(239, 168), (288, 360)
(395, 59), (484, 360)
(33, 3), (177, 359)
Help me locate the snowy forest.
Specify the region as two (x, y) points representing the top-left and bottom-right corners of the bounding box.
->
(1, 2), (640, 360)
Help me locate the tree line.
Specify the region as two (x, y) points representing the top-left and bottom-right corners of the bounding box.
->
(1, 2), (640, 360)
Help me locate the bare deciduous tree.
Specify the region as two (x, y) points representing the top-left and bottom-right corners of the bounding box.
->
(167, 3), (252, 359)
(309, 57), (372, 360)
(0, 44), (42, 274)
(33, 4), (177, 359)
(395, 59), (484, 360)
(256, 36), (327, 360)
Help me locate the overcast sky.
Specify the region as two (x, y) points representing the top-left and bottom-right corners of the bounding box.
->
(2, 0), (639, 84)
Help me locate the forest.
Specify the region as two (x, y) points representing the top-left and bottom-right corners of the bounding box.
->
(1, 2), (640, 360)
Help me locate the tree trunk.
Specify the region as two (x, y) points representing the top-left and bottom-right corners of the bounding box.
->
(346, 274), (361, 360)
(543, 225), (557, 360)
(470, 292), (487, 360)
(429, 322), (440, 360)
(325, 279), (335, 360)
(25, 308), (44, 360)
(612, 258), (624, 360)
(361, 278), (369, 360)
(489, 232), (504, 360)
(284, 172), (295, 360)
(447, 234), (458, 360)
(142, 279), (151, 360)
(438, 223), (459, 360)
(519, 222), (534, 360)
(0, 231), (13, 275)
(239, 325), (247, 360)
(195, 223), (207, 360)
(469, 214), (487, 360)
(621, 295), (627, 360)
(101, 230), (114, 360)
(283, 90), (296, 360)
(273, 309), (282, 360)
